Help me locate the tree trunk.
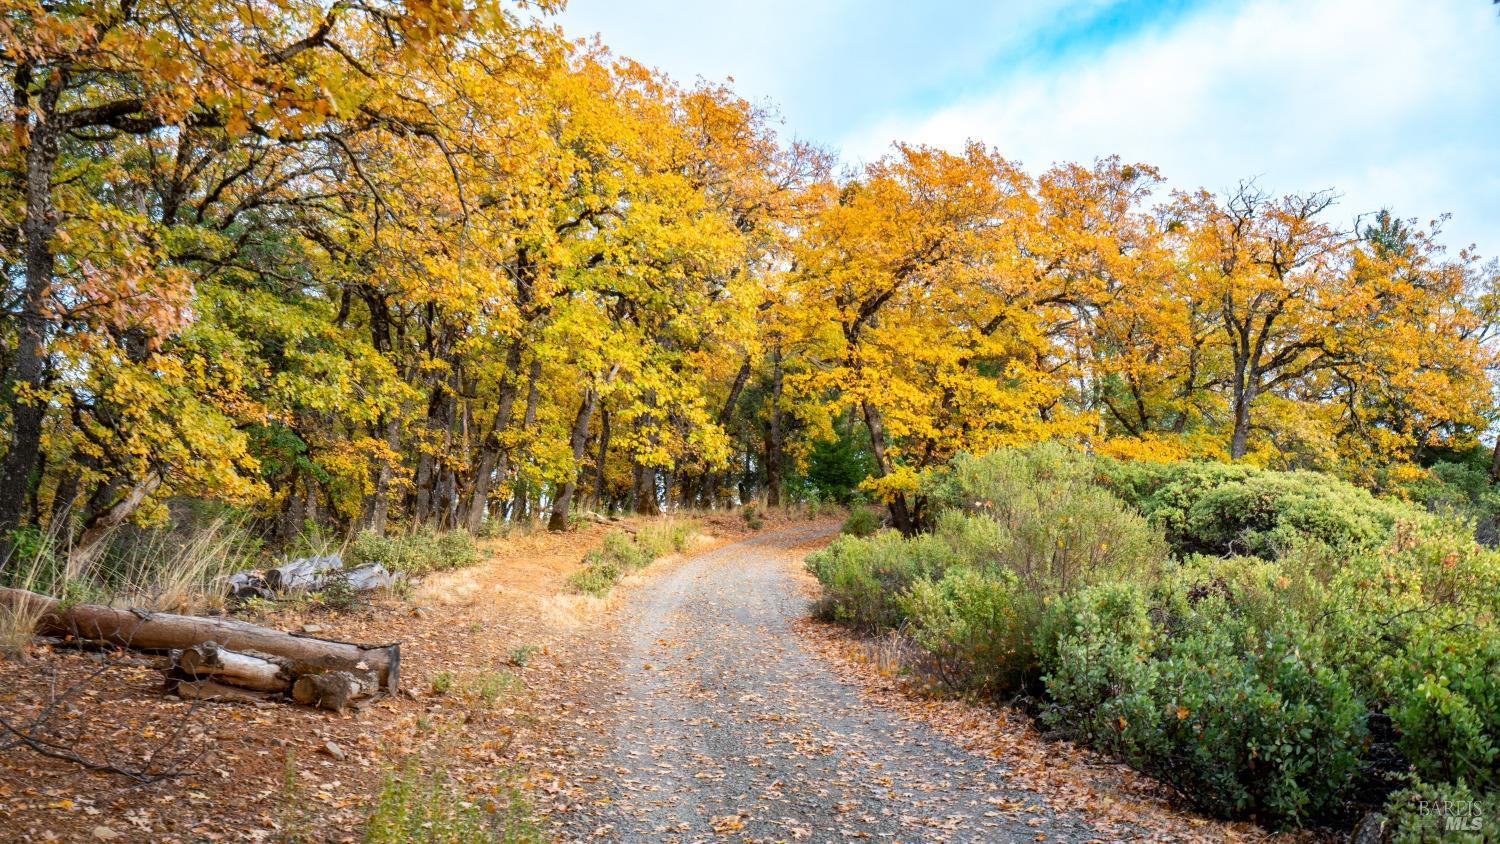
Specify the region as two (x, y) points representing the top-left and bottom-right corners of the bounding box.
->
(465, 341), (524, 534)
(1, 587), (400, 692)
(506, 357), (544, 522)
(292, 670), (375, 711)
(860, 399), (913, 533)
(590, 407), (611, 509)
(1229, 365), (1256, 460)
(765, 346), (785, 508)
(633, 463), (660, 516)
(548, 384), (603, 531)
(67, 472), (162, 575)
(364, 415), (400, 534)
(697, 357), (753, 510)
(0, 115), (61, 539)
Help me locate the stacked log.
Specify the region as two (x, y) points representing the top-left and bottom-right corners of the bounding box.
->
(0, 587), (398, 711)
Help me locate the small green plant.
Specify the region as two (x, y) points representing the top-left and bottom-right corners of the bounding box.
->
(568, 557), (620, 597)
(840, 506), (880, 537)
(276, 748), (314, 844)
(349, 528), (480, 578)
(430, 671), (454, 695)
(469, 668), (520, 708)
(364, 759), (541, 843)
(506, 644), (538, 668)
(314, 575), (359, 612)
(742, 505), (764, 531)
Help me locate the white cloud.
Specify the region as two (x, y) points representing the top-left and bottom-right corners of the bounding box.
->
(841, 0), (1500, 255)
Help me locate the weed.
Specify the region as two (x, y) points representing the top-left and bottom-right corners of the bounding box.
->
(430, 671), (454, 696)
(469, 668), (520, 708)
(506, 644), (538, 668)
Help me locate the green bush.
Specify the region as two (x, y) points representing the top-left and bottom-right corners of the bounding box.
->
(567, 554), (620, 597)
(840, 506), (880, 537)
(925, 448), (1166, 595)
(902, 566), (1032, 694)
(1099, 459), (1420, 558)
(1380, 778), (1500, 844)
(567, 524), (697, 597)
(806, 531), (956, 630)
(803, 445), (1500, 830)
(1390, 632), (1500, 791)
(1042, 579), (1366, 825)
(349, 528), (478, 577)
(600, 530), (651, 570)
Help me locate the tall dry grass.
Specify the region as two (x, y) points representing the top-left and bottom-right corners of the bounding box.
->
(1, 515), (247, 657)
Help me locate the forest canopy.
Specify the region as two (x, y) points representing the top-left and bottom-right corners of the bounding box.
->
(2, 0), (1497, 560)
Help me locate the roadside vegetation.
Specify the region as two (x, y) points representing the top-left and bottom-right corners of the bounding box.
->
(568, 518), (698, 597)
(808, 444), (1500, 835)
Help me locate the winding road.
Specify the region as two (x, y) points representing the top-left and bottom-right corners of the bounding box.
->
(558, 524), (1107, 843)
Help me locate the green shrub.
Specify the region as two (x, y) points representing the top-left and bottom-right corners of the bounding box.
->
(742, 505), (764, 531)
(1380, 778), (1500, 843)
(806, 531), (956, 631)
(1390, 632), (1500, 791)
(1042, 579), (1366, 825)
(349, 528), (479, 577)
(567, 555), (620, 597)
(1098, 459), (1421, 558)
(902, 567), (1033, 693)
(924, 449), (1167, 595)
(600, 530), (650, 570)
(840, 506), (880, 537)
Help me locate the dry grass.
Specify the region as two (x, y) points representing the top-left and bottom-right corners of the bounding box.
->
(0, 516), (244, 658)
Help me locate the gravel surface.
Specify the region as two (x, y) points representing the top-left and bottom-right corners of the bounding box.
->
(560, 524), (1108, 843)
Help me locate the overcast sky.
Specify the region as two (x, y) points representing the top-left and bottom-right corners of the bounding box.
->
(556, 0), (1499, 259)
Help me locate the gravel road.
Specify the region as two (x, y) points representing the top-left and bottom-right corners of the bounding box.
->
(560, 524), (1108, 843)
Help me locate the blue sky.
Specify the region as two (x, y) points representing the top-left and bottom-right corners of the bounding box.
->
(556, 0), (1499, 258)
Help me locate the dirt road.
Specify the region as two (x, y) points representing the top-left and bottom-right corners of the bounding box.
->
(559, 524), (1106, 843)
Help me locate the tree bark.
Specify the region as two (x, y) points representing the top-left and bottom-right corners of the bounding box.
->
(177, 643), (293, 693)
(590, 407), (611, 509)
(548, 378), (607, 531)
(506, 356), (543, 522)
(67, 472), (162, 575)
(465, 341), (524, 534)
(765, 346), (785, 508)
(860, 399), (913, 533)
(292, 671), (374, 711)
(0, 100), (62, 538)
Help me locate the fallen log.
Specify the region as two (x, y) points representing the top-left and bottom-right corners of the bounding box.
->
(330, 563), (396, 592)
(264, 555), (342, 591)
(0, 587), (400, 694)
(292, 671), (374, 711)
(162, 672), (276, 705)
(177, 642), (293, 693)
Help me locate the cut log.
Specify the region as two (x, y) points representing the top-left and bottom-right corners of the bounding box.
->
(226, 570), (273, 600)
(177, 642), (292, 692)
(330, 563), (396, 592)
(292, 671), (373, 711)
(0, 587), (400, 694)
(265, 555), (342, 591)
(162, 671), (276, 705)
